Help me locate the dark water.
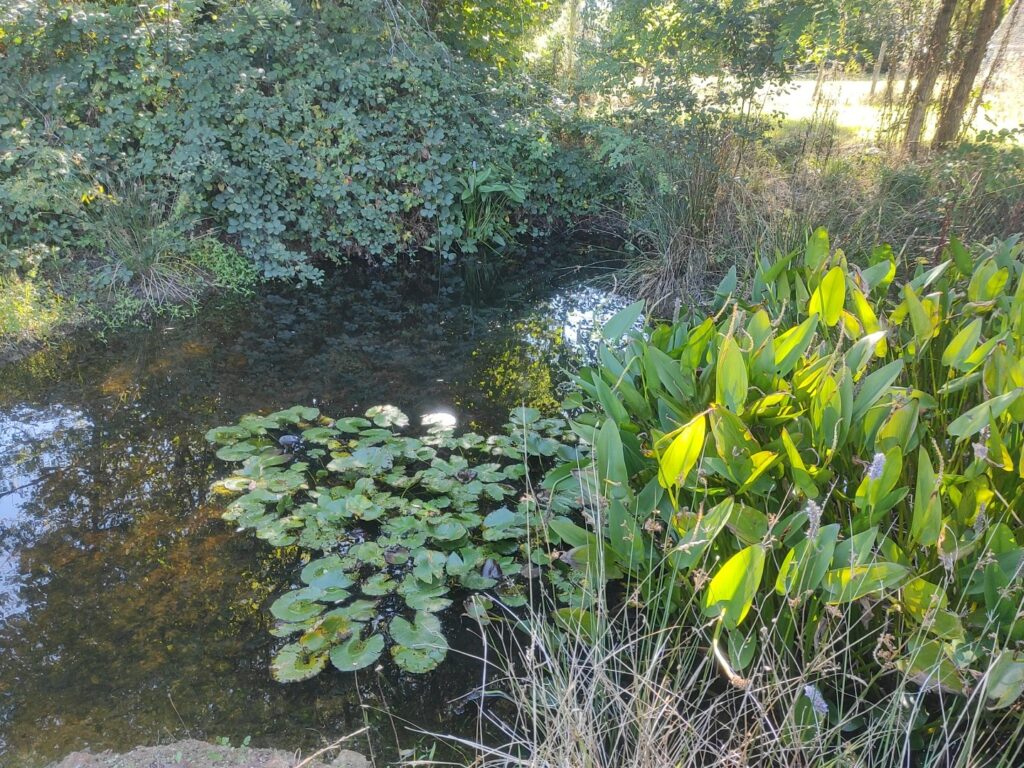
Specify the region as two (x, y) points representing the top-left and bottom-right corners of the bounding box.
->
(0, 256), (624, 767)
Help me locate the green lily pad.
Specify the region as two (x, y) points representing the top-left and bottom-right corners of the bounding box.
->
(366, 405), (409, 428)
(301, 556), (355, 590)
(267, 406), (320, 425)
(362, 573), (397, 596)
(270, 587), (325, 623)
(413, 549), (447, 582)
(389, 612), (448, 673)
(271, 642), (328, 683)
(398, 576), (452, 612)
(429, 519), (468, 542)
(206, 425), (251, 445)
(302, 427), (340, 444)
(299, 615), (357, 653)
(330, 633), (386, 672)
(329, 600), (378, 622)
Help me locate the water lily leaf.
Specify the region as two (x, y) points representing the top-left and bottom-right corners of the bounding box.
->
(299, 615), (357, 652)
(347, 542), (385, 567)
(301, 556), (354, 589)
(206, 425), (251, 445)
(463, 595), (493, 624)
(398, 576), (452, 612)
(330, 633), (385, 672)
(302, 426), (340, 444)
(216, 441), (263, 461)
(413, 549), (447, 582)
(366, 405), (409, 428)
(270, 587), (325, 623)
(328, 601), (378, 623)
(268, 406), (320, 425)
(429, 519), (468, 541)
(390, 612), (447, 673)
(362, 573), (397, 596)
(271, 642), (327, 683)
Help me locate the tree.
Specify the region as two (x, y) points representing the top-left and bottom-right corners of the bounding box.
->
(903, 0), (960, 155)
(932, 0), (1013, 147)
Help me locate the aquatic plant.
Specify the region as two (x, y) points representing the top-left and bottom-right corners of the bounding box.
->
(207, 404), (579, 681)
(541, 232), (1024, 754)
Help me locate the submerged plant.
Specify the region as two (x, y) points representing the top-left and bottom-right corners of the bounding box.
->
(207, 404), (580, 681)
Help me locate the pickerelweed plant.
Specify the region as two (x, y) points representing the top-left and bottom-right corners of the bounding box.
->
(206, 405), (581, 682)
(540, 231), (1024, 749)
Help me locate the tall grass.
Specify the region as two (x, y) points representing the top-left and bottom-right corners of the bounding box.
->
(439, 461), (1024, 768)
(616, 100), (1024, 312)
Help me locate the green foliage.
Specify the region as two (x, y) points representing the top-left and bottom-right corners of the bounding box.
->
(207, 404), (581, 680)
(1, 0), (604, 282)
(546, 232), (1024, 746)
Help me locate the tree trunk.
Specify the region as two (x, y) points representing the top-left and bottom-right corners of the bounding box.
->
(903, 0), (960, 155)
(933, 0), (1012, 147)
(870, 39), (888, 99)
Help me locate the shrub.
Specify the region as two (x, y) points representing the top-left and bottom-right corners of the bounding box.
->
(0, 0), (606, 281)
(539, 230), (1024, 759)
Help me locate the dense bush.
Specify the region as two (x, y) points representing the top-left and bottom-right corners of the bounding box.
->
(542, 231), (1024, 757)
(0, 0), (605, 282)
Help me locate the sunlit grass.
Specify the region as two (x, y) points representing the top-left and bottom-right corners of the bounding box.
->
(0, 274), (71, 354)
(766, 75), (1024, 141)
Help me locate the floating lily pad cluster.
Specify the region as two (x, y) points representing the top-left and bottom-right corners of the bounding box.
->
(207, 404), (580, 681)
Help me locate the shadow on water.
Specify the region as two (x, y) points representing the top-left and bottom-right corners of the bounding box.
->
(0, 251), (627, 767)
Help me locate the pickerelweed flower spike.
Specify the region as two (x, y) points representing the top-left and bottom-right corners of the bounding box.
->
(804, 684), (829, 716)
(803, 499), (822, 539)
(866, 452), (886, 481)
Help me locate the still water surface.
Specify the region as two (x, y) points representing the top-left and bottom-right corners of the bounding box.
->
(0, 258), (622, 766)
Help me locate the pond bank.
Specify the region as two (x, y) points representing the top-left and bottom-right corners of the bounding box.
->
(47, 740), (369, 768)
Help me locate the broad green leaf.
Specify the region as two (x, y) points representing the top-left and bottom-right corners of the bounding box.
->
(986, 651), (1024, 709)
(948, 390), (1022, 440)
(823, 562), (908, 603)
(911, 449), (941, 546)
(596, 419), (628, 498)
(716, 335), (747, 412)
(774, 316), (819, 376)
(701, 544), (765, 629)
(805, 227), (829, 271)
(776, 524), (839, 597)
(852, 359), (903, 422)
(657, 413), (706, 489)
(808, 266), (845, 327)
(602, 300), (645, 340)
(942, 318), (983, 371)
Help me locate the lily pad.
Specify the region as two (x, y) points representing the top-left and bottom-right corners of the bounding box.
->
(362, 573), (397, 596)
(389, 612), (448, 673)
(206, 425), (251, 445)
(366, 405), (410, 428)
(301, 556), (355, 591)
(271, 642), (328, 682)
(330, 633), (386, 672)
(270, 587), (325, 623)
(330, 600), (378, 622)
(398, 576), (452, 612)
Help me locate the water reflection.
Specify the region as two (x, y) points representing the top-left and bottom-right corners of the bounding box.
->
(0, 259), (626, 766)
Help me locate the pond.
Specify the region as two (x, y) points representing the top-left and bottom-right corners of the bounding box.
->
(0, 253), (625, 767)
